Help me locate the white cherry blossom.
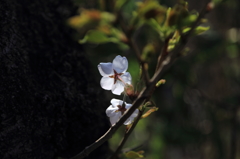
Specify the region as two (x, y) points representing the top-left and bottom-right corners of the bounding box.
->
(98, 55), (132, 95)
(106, 98), (139, 126)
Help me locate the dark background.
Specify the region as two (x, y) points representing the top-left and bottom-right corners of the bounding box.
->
(0, 0), (110, 159)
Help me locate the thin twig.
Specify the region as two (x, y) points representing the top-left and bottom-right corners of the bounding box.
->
(69, 1), (210, 159)
(127, 37), (150, 86)
(110, 109), (144, 159)
(155, 38), (170, 72)
(117, 14), (150, 86)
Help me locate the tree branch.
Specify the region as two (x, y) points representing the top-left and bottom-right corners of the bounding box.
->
(109, 109), (144, 159)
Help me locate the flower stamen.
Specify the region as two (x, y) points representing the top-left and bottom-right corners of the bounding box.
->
(109, 70), (124, 84)
(117, 105), (127, 115)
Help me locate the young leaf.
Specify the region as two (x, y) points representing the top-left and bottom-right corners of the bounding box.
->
(125, 151), (144, 159)
(183, 26), (210, 35)
(68, 10), (101, 29)
(79, 30), (110, 44)
(194, 26), (210, 35)
(156, 79), (166, 87)
(141, 107), (158, 119)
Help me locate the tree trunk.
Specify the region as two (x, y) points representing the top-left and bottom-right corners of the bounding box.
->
(0, 0), (110, 158)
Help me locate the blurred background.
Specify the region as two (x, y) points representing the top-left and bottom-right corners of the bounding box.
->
(72, 0), (240, 158)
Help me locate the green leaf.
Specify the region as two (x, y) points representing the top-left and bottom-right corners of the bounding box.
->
(141, 107), (158, 119)
(181, 14), (198, 27)
(136, 0), (167, 24)
(68, 10), (101, 29)
(79, 30), (111, 44)
(156, 79), (166, 87)
(167, 31), (180, 51)
(183, 26), (210, 35)
(115, 0), (129, 11)
(100, 12), (116, 24)
(194, 26), (210, 35)
(79, 28), (129, 50)
(125, 151), (144, 159)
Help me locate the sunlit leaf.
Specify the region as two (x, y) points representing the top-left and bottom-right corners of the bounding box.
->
(79, 30), (110, 44)
(68, 10), (101, 29)
(156, 79), (166, 87)
(101, 12), (116, 24)
(137, 0), (167, 24)
(141, 107), (158, 119)
(167, 31), (180, 51)
(194, 26), (210, 35)
(183, 26), (210, 35)
(165, 1), (193, 28)
(125, 151), (144, 159)
(181, 14), (198, 27)
(143, 101), (155, 108)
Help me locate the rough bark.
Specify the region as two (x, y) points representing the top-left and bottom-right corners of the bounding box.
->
(0, 0), (110, 158)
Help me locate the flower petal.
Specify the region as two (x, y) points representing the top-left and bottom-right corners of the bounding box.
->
(111, 81), (124, 95)
(125, 104), (139, 117)
(124, 118), (132, 125)
(123, 110), (139, 125)
(131, 109), (139, 118)
(110, 112), (121, 125)
(112, 55), (128, 73)
(121, 72), (132, 85)
(98, 63), (113, 76)
(100, 77), (114, 90)
(111, 98), (123, 107)
(106, 105), (118, 117)
(125, 103), (132, 109)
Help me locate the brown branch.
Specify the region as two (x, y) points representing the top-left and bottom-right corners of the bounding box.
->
(155, 38), (170, 72)
(115, 10), (150, 86)
(110, 109), (144, 159)
(69, 1), (210, 159)
(127, 37), (150, 86)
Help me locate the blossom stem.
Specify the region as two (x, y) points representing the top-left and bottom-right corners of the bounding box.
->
(117, 13), (150, 86)
(155, 38), (170, 72)
(129, 38), (150, 86)
(122, 93), (127, 109)
(110, 108), (144, 159)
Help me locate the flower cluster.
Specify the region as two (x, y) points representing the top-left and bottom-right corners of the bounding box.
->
(98, 55), (139, 125)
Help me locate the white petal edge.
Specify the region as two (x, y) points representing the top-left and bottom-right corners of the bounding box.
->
(112, 55), (128, 73)
(121, 72), (132, 85)
(106, 105), (118, 117)
(110, 98), (123, 107)
(124, 117), (134, 125)
(125, 103), (132, 109)
(98, 63), (113, 76)
(100, 77), (114, 90)
(110, 112), (121, 125)
(111, 81), (124, 95)
(131, 109), (139, 118)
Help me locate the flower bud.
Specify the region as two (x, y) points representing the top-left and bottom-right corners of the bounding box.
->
(125, 84), (138, 101)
